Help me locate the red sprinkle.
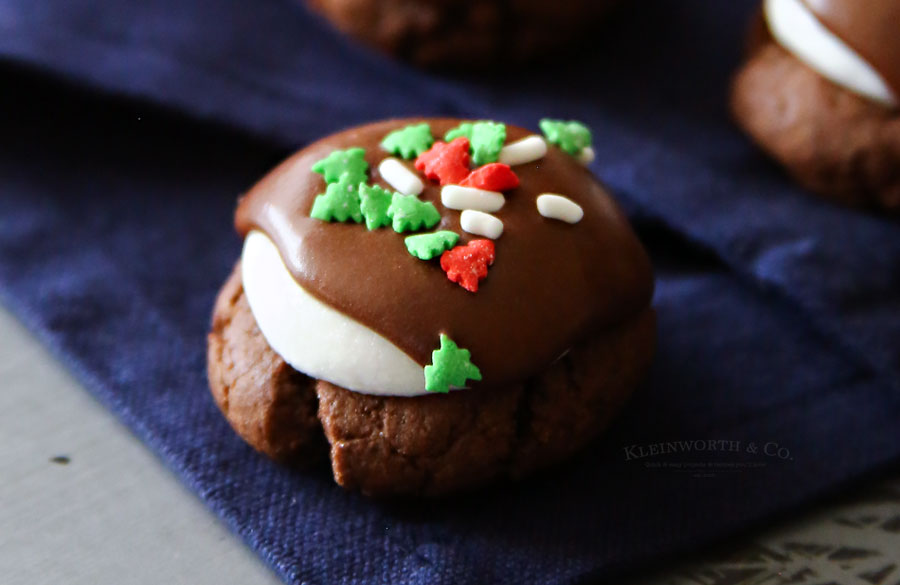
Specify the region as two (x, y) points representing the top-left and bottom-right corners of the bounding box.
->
(440, 239), (495, 293)
(460, 163), (519, 192)
(415, 138), (471, 186)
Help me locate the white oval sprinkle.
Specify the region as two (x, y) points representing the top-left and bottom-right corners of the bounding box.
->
(536, 194), (584, 224)
(576, 146), (595, 166)
(378, 157), (423, 195)
(498, 135), (547, 166)
(441, 185), (505, 212)
(460, 210), (504, 239)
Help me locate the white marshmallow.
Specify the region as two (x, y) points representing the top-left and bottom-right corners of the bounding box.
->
(241, 230), (428, 396)
(498, 135), (548, 166)
(378, 157), (424, 195)
(576, 146), (595, 166)
(764, 0), (896, 107)
(536, 194), (584, 224)
(460, 210), (504, 239)
(441, 185), (505, 212)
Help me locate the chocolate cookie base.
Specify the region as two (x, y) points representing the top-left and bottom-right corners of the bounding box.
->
(731, 42), (900, 212)
(304, 0), (619, 68)
(208, 265), (655, 496)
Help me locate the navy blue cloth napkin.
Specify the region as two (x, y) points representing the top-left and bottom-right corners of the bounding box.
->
(0, 1), (898, 583)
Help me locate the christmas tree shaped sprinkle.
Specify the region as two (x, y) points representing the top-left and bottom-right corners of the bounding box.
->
(311, 147), (369, 184)
(424, 334), (482, 393)
(414, 137), (471, 186)
(309, 175), (363, 223)
(381, 123), (434, 159)
(404, 231), (459, 260)
(440, 239), (495, 292)
(358, 184), (394, 230)
(460, 163), (519, 191)
(444, 122), (473, 142)
(470, 122), (506, 166)
(539, 119), (592, 156)
(386, 193), (441, 233)
(444, 121), (506, 166)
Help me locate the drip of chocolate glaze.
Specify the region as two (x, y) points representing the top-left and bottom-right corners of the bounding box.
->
(235, 119), (654, 389)
(802, 0), (900, 99)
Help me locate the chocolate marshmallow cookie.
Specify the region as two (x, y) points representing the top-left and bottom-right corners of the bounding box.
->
(207, 118), (655, 496)
(731, 0), (900, 212)
(304, 0), (619, 68)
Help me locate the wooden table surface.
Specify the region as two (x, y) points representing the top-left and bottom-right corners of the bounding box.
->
(0, 306), (282, 585)
(1, 304), (897, 584)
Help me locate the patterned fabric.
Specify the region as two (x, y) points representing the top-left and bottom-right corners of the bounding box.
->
(0, 1), (898, 584)
(638, 473), (900, 585)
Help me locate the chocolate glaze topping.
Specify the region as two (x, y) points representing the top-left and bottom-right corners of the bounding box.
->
(235, 119), (653, 388)
(802, 0), (900, 99)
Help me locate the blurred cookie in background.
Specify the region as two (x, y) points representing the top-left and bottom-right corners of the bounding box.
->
(731, 0), (900, 212)
(304, 0), (619, 68)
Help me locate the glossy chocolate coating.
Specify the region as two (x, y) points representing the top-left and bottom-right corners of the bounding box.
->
(235, 119), (654, 388)
(802, 0), (900, 97)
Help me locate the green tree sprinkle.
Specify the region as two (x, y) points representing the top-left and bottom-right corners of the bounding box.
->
(424, 334), (482, 393)
(309, 175), (363, 223)
(539, 119), (592, 156)
(359, 184), (394, 230)
(404, 231), (459, 260)
(311, 147), (369, 184)
(381, 123), (434, 159)
(387, 193), (441, 233)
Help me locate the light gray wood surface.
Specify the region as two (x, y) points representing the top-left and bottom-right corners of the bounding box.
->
(0, 306), (282, 585)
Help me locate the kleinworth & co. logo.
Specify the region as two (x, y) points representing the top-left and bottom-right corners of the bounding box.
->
(622, 439), (794, 478)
